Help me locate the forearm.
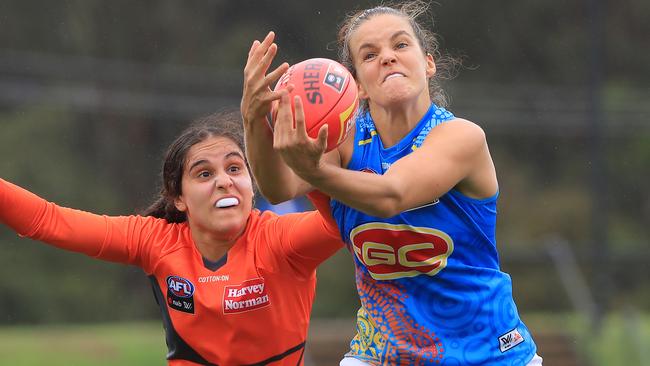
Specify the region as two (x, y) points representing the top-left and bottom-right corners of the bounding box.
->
(0, 178), (143, 263)
(1, 178), (106, 255)
(295, 163), (403, 218)
(244, 117), (311, 203)
(0, 178), (44, 235)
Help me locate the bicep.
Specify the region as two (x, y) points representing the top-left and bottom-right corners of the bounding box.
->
(42, 210), (159, 269)
(98, 215), (162, 269)
(287, 211), (343, 261)
(268, 212), (343, 278)
(17, 204), (137, 262)
(384, 120), (487, 207)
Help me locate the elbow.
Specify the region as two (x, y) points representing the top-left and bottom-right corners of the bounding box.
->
(372, 207), (401, 219)
(359, 183), (406, 218)
(365, 198), (403, 218)
(263, 197), (279, 205)
(369, 182), (408, 218)
(257, 187), (295, 206)
(369, 209), (397, 219)
(265, 196), (290, 206)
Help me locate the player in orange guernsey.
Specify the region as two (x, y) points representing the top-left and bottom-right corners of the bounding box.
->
(0, 111), (343, 365)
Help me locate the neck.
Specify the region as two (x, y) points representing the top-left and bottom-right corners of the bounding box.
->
(189, 224), (246, 262)
(368, 97), (431, 148)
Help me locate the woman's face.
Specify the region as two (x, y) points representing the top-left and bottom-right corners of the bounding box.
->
(174, 136), (253, 240)
(349, 13), (436, 109)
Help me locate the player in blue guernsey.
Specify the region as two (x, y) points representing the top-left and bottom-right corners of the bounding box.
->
(241, 2), (542, 365)
(329, 104), (540, 365)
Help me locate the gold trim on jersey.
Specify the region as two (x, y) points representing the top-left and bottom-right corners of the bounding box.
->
(358, 130), (377, 146)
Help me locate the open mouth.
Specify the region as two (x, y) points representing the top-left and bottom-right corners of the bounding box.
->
(384, 73), (405, 82)
(215, 197), (239, 208)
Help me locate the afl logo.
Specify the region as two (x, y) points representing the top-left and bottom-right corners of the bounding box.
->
(350, 222), (454, 280)
(324, 70), (345, 93)
(166, 276), (195, 298)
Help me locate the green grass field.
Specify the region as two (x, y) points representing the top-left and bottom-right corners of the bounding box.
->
(0, 313), (648, 366)
(0, 322), (166, 366)
(524, 312), (650, 366)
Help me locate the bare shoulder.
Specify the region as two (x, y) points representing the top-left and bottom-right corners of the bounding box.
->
(426, 117), (487, 148)
(440, 117), (485, 134)
(336, 120), (356, 167)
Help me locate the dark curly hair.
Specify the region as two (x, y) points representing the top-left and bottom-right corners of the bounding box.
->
(141, 109), (254, 223)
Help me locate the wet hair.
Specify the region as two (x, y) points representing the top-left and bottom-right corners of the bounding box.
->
(141, 109), (254, 223)
(337, 0), (461, 109)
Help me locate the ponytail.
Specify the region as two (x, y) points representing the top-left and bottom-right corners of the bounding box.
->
(141, 193), (187, 223)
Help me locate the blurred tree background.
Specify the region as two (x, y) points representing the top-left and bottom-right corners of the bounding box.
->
(0, 0), (648, 346)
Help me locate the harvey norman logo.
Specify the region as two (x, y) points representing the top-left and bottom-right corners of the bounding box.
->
(223, 278), (270, 314)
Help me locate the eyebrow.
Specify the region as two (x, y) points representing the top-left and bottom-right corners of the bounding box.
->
(357, 30), (413, 53)
(187, 151), (246, 172)
(225, 151), (245, 161)
(188, 159), (209, 172)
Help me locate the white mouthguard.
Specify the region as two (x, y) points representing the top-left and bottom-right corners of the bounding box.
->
(216, 197), (239, 208)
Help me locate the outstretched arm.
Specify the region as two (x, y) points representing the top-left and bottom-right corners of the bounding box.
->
(240, 31), (313, 203)
(0, 179), (108, 256)
(0, 178), (163, 270)
(273, 96), (498, 218)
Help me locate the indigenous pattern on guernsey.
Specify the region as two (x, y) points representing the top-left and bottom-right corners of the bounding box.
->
(332, 104), (538, 365)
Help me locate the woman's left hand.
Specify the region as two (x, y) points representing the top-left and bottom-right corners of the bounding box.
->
(241, 31), (291, 129)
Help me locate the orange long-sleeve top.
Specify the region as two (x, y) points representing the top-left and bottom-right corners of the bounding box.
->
(0, 179), (343, 365)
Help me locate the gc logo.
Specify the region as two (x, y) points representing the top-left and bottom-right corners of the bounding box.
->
(350, 222), (454, 280)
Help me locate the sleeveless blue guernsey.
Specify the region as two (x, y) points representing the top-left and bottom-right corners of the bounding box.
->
(331, 105), (537, 365)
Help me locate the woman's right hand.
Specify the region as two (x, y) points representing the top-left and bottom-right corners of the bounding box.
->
(273, 93), (329, 179)
(241, 31), (292, 129)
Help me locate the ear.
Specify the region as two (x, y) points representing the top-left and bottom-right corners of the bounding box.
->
(357, 79), (369, 101)
(425, 53), (436, 78)
(174, 196), (187, 212)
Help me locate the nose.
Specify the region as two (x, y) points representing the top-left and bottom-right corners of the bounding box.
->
(379, 48), (397, 66)
(214, 172), (234, 190)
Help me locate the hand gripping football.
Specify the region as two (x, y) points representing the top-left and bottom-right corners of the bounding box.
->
(273, 58), (358, 152)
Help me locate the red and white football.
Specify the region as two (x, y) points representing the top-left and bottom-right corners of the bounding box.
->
(273, 58), (358, 152)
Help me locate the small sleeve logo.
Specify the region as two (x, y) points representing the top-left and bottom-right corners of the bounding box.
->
(499, 328), (525, 353)
(166, 275), (196, 314)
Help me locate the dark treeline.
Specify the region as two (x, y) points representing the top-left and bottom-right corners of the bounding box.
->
(0, 0), (648, 323)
